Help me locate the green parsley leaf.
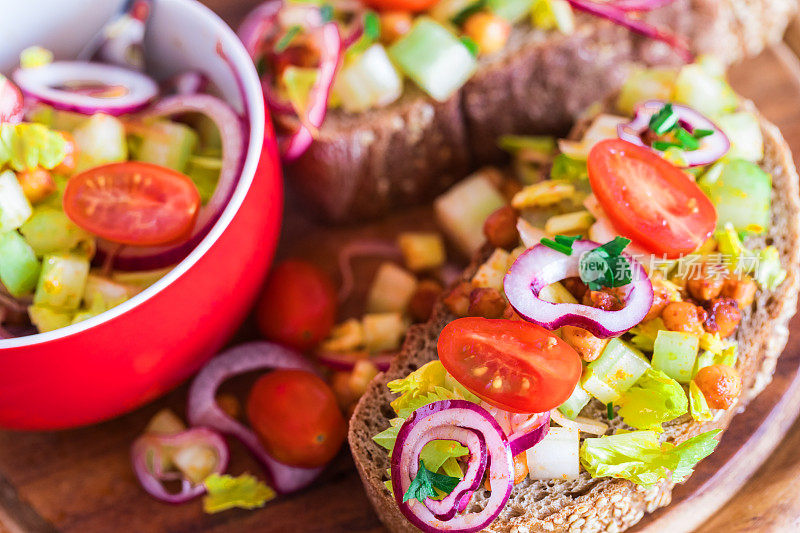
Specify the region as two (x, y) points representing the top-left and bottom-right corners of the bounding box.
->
(578, 237), (632, 290)
(202, 473), (276, 514)
(274, 25), (302, 53)
(648, 103), (678, 135)
(460, 36), (479, 57)
(402, 460), (461, 503)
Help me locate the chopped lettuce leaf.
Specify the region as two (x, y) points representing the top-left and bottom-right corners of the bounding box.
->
(202, 473), (276, 514)
(580, 429), (722, 486)
(689, 381), (713, 422)
(628, 318), (666, 352)
(0, 123), (67, 172)
(617, 369), (688, 431)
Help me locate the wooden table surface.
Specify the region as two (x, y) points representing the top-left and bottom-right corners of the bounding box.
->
(3, 2), (800, 532)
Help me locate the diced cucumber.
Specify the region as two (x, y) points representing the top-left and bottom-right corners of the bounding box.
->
(526, 426), (580, 480)
(673, 64), (738, 118)
(333, 44), (402, 113)
(0, 231), (40, 296)
(489, 0), (533, 23)
(397, 232), (446, 272)
(434, 171), (506, 255)
(616, 67), (675, 116)
(716, 112), (763, 162)
(581, 338), (651, 403)
(389, 18), (477, 102)
(698, 159), (771, 233)
(367, 263), (418, 314)
(28, 305), (74, 333)
(362, 312), (405, 352)
(558, 381), (592, 419)
(33, 253), (90, 311)
(0, 170), (33, 232)
(72, 113), (128, 171)
(19, 207), (94, 257)
(132, 120), (198, 173)
(652, 330), (699, 383)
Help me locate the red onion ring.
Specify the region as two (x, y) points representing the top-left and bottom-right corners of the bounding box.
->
(504, 240), (653, 338)
(186, 342), (325, 494)
(508, 412), (550, 456)
(337, 239), (402, 302)
(617, 100), (730, 167)
(391, 400), (514, 533)
(95, 94), (244, 271)
(130, 427), (229, 504)
(238, 0), (283, 58)
(161, 71), (210, 96)
(565, 0), (692, 62)
(12, 61), (158, 116)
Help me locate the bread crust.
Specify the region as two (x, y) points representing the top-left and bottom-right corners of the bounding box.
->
(288, 0), (796, 222)
(348, 112), (800, 533)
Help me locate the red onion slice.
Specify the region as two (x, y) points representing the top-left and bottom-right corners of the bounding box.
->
(12, 61), (158, 116)
(504, 240), (653, 338)
(508, 412), (550, 456)
(238, 0), (283, 58)
(617, 100), (730, 167)
(391, 400), (514, 533)
(565, 0), (692, 62)
(162, 71), (210, 96)
(186, 342), (324, 494)
(95, 94), (244, 271)
(130, 427), (229, 504)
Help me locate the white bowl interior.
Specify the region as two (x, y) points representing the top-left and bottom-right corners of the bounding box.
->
(0, 0), (267, 348)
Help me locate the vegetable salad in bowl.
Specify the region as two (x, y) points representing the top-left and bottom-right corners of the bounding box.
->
(0, 44), (243, 338)
(365, 58), (791, 531)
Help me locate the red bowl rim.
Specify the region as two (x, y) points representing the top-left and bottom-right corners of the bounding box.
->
(0, 0), (273, 350)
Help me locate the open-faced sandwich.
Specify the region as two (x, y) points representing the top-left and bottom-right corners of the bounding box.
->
(239, 0), (795, 221)
(348, 60), (800, 532)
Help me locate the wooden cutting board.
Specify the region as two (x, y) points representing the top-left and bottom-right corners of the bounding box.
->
(3, 3), (800, 531)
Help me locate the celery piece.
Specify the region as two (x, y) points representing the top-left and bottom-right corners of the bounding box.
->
(28, 305), (74, 333)
(0, 170), (33, 232)
(698, 159), (771, 233)
(581, 339), (651, 403)
(558, 381), (592, 419)
(333, 44), (402, 113)
(692, 350), (716, 377)
(367, 263), (418, 314)
(83, 274), (133, 313)
(389, 17), (477, 102)
(132, 120), (198, 173)
(434, 172), (506, 255)
(716, 112), (763, 163)
(652, 330), (699, 383)
(673, 64), (739, 118)
(33, 254), (90, 311)
(72, 114), (128, 171)
(0, 231), (40, 296)
(616, 67), (675, 116)
(19, 207), (94, 257)
(489, 0), (534, 23)
(689, 380), (713, 422)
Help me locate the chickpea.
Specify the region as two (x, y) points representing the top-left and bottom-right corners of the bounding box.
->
(468, 287), (507, 319)
(721, 275), (757, 308)
(379, 11), (413, 44)
(408, 280), (443, 322)
(562, 277), (589, 302)
(661, 301), (707, 336)
(443, 281), (473, 317)
(686, 262), (725, 302)
(703, 297), (741, 338)
(582, 289), (624, 311)
(463, 12), (511, 56)
(483, 205), (519, 250)
(644, 277), (679, 322)
(694, 364), (742, 409)
(561, 325), (610, 362)
(17, 167), (55, 204)
(215, 393), (241, 419)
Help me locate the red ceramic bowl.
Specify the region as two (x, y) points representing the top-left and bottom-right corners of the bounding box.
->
(0, 0), (282, 430)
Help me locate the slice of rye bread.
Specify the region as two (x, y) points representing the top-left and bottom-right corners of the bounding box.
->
(286, 0), (796, 222)
(348, 112), (800, 533)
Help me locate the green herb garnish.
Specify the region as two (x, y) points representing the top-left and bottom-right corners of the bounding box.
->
(275, 25), (302, 53)
(648, 103), (678, 135)
(693, 128), (714, 139)
(648, 104), (715, 153)
(452, 0), (487, 26)
(460, 36), (479, 57)
(403, 460), (461, 503)
(541, 238), (573, 255)
(364, 11), (381, 40)
(675, 128), (699, 151)
(607, 402), (615, 420)
(652, 140), (681, 151)
(320, 3), (334, 22)
(555, 234), (581, 247)
(578, 236), (633, 291)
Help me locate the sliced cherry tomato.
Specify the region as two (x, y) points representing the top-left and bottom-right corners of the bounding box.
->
(0, 76), (23, 124)
(246, 369), (346, 468)
(362, 0), (438, 13)
(588, 139), (717, 259)
(437, 317), (582, 413)
(256, 260), (337, 351)
(62, 162), (200, 246)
